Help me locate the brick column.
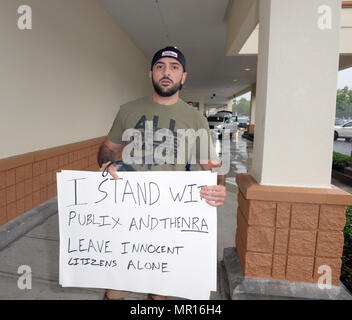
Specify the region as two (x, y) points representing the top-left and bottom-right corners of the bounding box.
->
(236, 173), (352, 285)
(248, 124), (255, 134)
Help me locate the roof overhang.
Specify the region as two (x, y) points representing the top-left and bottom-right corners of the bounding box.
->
(228, 2), (352, 71)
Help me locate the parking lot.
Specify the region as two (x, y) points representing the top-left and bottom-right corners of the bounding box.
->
(334, 138), (352, 156)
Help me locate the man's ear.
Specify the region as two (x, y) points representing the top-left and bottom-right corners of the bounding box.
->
(181, 72), (188, 85)
(149, 70), (153, 81)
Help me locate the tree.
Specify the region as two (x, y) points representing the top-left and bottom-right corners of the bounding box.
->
(336, 86), (352, 119)
(232, 97), (250, 116)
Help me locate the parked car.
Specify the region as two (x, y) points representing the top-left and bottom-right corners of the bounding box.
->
(335, 119), (345, 126)
(215, 111), (233, 117)
(237, 117), (249, 129)
(207, 114), (238, 137)
(207, 115), (223, 130)
(334, 120), (352, 140)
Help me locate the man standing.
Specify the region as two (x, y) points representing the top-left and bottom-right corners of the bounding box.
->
(98, 46), (226, 300)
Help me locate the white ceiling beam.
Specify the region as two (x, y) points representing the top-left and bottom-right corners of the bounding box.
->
(225, 0), (259, 56)
(237, 6), (352, 58)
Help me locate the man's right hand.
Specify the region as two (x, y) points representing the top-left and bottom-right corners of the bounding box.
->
(97, 139), (124, 180)
(100, 161), (119, 180)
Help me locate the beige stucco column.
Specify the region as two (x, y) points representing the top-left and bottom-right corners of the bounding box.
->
(180, 92), (205, 115)
(236, 0), (352, 286)
(251, 0), (341, 188)
(249, 83), (256, 133)
(226, 99), (233, 112)
(198, 101), (205, 116)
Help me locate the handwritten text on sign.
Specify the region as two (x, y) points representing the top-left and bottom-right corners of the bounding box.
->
(57, 170), (217, 300)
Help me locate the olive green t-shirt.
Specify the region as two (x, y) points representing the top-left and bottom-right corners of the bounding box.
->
(107, 96), (216, 171)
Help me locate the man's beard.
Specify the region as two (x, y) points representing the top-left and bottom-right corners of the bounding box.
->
(152, 77), (183, 97)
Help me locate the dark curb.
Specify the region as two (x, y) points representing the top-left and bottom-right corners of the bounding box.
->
(0, 197), (58, 251)
(242, 132), (253, 141)
(223, 247), (352, 300)
(332, 169), (352, 187)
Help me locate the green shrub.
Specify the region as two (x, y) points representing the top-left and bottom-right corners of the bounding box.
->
(332, 152), (350, 172)
(344, 206), (352, 249)
(341, 206), (352, 287)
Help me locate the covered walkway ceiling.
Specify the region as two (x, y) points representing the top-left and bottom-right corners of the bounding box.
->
(98, 0), (352, 108)
(98, 0), (257, 108)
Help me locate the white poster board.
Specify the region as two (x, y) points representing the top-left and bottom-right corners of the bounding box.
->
(57, 170), (217, 300)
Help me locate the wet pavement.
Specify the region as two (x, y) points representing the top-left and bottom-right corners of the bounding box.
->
(224, 129), (253, 189)
(334, 139), (352, 156)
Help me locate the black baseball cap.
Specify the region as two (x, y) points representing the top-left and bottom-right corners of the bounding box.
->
(151, 46), (186, 72)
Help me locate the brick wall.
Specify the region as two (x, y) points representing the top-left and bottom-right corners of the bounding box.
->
(236, 173), (352, 286)
(0, 137), (106, 227)
(342, 1), (352, 8)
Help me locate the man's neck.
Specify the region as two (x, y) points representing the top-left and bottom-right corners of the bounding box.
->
(152, 92), (179, 105)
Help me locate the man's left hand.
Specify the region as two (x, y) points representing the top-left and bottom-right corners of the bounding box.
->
(200, 185), (226, 207)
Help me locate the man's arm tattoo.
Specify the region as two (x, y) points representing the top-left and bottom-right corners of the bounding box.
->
(97, 144), (116, 167)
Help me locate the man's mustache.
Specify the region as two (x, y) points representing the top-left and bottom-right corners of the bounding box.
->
(160, 77), (173, 83)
